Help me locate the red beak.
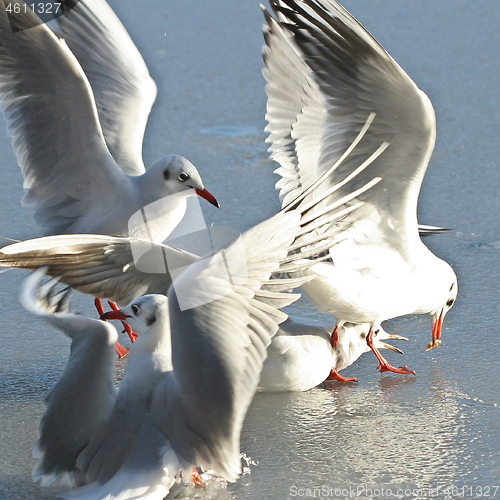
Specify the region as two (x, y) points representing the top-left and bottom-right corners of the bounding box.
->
(101, 310), (132, 321)
(426, 311), (444, 351)
(194, 187), (220, 208)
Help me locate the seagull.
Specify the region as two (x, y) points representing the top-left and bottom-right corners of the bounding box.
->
(259, 319), (408, 391)
(21, 271), (178, 496)
(262, 0), (458, 374)
(0, 0), (219, 243)
(20, 271), (119, 491)
(17, 139), (382, 498)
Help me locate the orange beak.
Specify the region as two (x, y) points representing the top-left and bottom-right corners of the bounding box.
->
(194, 187), (220, 208)
(426, 311), (444, 351)
(101, 310), (132, 321)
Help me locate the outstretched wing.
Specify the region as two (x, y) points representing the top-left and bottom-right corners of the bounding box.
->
(54, 0), (157, 175)
(1, 234), (200, 305)
(0, 0), (128, 234)
(152, 211), (309, 481)
(20, 271), (118, 489)
(263, 0), (436, 260)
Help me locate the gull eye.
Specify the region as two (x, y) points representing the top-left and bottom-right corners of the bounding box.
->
(131, 304), (140, 315)
(178, 172), (189, 182)
(446, 298), (455, 307)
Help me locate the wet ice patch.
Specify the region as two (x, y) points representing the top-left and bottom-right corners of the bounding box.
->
(200, 125), (261, 137)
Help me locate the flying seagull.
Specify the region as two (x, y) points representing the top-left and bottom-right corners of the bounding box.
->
(262, 0), (457, 374)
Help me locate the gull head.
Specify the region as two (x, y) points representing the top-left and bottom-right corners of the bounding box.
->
(101, 294), (170, 341)
(335, 323), (408, 371)
(120, 294), (170, 339)
(145, 155), (219, 208)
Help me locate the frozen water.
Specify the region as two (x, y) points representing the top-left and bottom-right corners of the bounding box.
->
(0, 1), (499, 499)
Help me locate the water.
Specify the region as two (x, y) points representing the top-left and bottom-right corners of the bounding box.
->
(0, 1), (499, 499)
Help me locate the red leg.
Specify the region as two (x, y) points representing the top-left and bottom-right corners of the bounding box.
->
(95, 298), (130, 358)
(325, 368), (357, 383)
(94, 297), (106, 317)
(366, 327), (416, 375)
(191, 468), (206, 488)
(330, 324), (339, 348)
(108, 301), (138, 343)
(115, 342), (130, 359)
(325, 325), (357, 382)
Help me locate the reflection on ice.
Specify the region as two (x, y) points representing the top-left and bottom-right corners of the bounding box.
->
(234, 370), (493, 499)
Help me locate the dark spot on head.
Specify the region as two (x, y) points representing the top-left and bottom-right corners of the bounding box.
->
(163, 169), (170, 180)
(146, 314), (156, 327)
(449, 283), (454, 291)
(360, 333), (366, 339)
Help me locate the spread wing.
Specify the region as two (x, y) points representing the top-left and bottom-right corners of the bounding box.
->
(0, 0), (129, 234)
(0, 234), (200, 306)
(20, 271), (118, 489)
(263, 0), (436, 260)
(151, 212), (311, 481)
(54, 0), (157, 175)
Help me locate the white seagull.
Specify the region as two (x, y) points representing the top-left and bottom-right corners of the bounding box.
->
(262, 0), (458, 374)
(18, 144), (381, 498)
(0, 0), (218, 243)
(22, 271), (180, 496)
(259, 319), (407, 391)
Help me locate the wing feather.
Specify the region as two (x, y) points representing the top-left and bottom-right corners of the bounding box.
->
(0, 0), (128, 234)
(53, 0), (157, 175)
(20, 271), (118, 489)
(0, 235), (200, 305)
(264, 0), (436, 260)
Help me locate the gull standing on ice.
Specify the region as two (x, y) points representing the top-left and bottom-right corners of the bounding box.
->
(18, 143), (382, 498)
(262, 0), (458, 374)
(0, 0), (219, 243)
(259, 320), (407, 391)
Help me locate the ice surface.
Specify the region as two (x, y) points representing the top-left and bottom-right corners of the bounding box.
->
(1, 1), (499, 498)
